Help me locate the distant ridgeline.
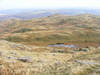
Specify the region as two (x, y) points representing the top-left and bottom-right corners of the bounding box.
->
(0, 9), (100, 20)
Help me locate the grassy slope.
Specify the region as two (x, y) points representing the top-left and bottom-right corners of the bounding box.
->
(0, 14), (100, 46)
(0, 14), (100, 75)
(0, 40), (99, 75)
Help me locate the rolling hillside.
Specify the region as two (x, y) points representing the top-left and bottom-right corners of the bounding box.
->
(0, 13), (100, 75)
(0, 14), (100, 46)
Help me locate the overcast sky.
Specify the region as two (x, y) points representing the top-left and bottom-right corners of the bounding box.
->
(0, 0), (100, 10)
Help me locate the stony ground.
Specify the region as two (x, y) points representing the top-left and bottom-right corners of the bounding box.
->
(0, 40), (99, 75)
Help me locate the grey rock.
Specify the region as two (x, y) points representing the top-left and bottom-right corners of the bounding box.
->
(75, 60), (100, 65)
(17, 56), (33, 63)
(78, 48), (90, 52)
(51, 49), (66, 53)
(6, 56), (18, 60)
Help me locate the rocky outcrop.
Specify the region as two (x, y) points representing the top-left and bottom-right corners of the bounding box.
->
(0, 40), (33, 51)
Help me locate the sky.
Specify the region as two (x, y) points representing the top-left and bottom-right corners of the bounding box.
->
(0, 0), (100, 10)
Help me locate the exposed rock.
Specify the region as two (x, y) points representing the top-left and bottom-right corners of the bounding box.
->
(0, 40), (33, 51)
(9, 43), (32, 51)
(51, 49), (66, 53)
(17, 56), (33, 63)
(87, 46), (96, 51)
(6, 56), (18, 60)
(6, 61), (16, 63)
(75, 60), (100, 65)
(78, 48), (90, 52)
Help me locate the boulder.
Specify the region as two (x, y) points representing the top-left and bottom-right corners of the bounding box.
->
(17, 56), (33, 63)
(78, 48), (90, 52)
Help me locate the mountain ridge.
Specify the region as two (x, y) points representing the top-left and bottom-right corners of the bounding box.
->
(0, 8), (100, 20)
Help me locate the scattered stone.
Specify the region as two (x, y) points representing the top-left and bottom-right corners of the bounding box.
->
(52, 54), (56, 56)
(75, 60), (100, 65)
(17, 56), (33, 63)
(6, 56), (17, 60)
(54, 61), (62, 66)
(10, 52), (17, 55)
(6, 61), (16, 63)
(51, 49), (66, 53)
(87, 46), (96, 51)
(69, 50), (76, 53)
(37, 60), (44, 63)
(78, 48), (90, 52)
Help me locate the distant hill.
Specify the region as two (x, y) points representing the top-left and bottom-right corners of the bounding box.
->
(0, 8), (100, 20)
(0, 14), (100, 46)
